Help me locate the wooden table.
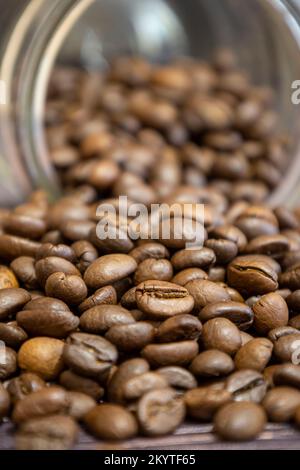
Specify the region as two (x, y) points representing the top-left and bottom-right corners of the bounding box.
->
(1, 421), (300, 450)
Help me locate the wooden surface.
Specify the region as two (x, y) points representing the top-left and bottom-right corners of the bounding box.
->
(1, 421), (300, 450)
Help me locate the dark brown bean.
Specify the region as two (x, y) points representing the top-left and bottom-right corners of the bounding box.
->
(84, 404), (138, 440)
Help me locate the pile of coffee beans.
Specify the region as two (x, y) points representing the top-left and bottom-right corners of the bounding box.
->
(1, 53), (300, 449)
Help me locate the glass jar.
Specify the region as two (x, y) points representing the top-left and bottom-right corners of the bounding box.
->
(1, 0), (300, 206)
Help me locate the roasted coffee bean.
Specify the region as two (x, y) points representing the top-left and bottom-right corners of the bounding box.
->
(45, 272), (87, 305)
(202, 318), (241, 356)
(134, 258), (173, 285)
(120, 286), (137, 309)
(211, 224), (247, 251)
(227, 255), (279, 295)
(0, 321), (28, 349)
(0, 346), (17, 379)
(59, 370), (104, 401)
(172, 268), (208, 286)
(137, 388), (185, 436)
(18, 337), (64, 380)
(141, 341), (199, 367)
(108, 358), (150, 404)
(0, 288), (31, 320)
(71, 240), (98, 274)
(136, 280), (194, 319)
(0, 265), (19, 289)
(156, 314), (202, 342)
(214, 402), (266, 441)
(280, 263), (300, 290)
(157, 366), (197, 390)
(289, 315), (300, 329)
(268, 326), (300, 342)
(0, 383), (10, 418)
(35, 256), (80, 287)
(0, 234), (41, 260)
(286, 290), (300, 312)
(273, 334), (300, 362)
(262, 387), (300, 422)
(7, 373), (46, 404)
(208, 266), (226, 282)
(3, 214), (47, 240)
(62, 220), (96, 242)
(78, 285), (117, 313)
(105, 322), (156, 352)
(205, 239), (238, 264)
(263, 365), (282, 388)
(185, 386), (232, 421)
(15, 415), (78, 450)
(63, 332), (118, 379)
(240, 331), (254, 345)
(10, 257), (39, 289)
(80, 305), (135, 334)
(190, 350), (234, 377)
(234, 338), (273, 372)
(253, 293), (289, 334)
(84, 404), (138, 440)
(235, 206), (279, 240)
(244, 234), (289, 257)
(84, 254), (137, 289)
(17, 306), (79, 339)
(123, 372), (169, 400)
(66, 391), (96, 420)
(12, 386), (69, 423)
(36, 243), (76, 262)
(225, 370), (267, 403)
(274, 206), (299, 230)
(129, 243), (170, 263)
(185, 279), (230, 310)
(112, 276), (133, 301)
(273, 364), (300, 389)
(89, 223), (134, 254)
(199, 301), (253, 330)
(171, 247), (216, 270)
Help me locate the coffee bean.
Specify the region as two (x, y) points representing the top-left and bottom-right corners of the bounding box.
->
(208, 267), (226, 282)
(7, 373), (46, 404)
(85, 404), (138, 440)
(80, 305), (135, 334)
(202, 318), (241, 355)
(71, 240), (98, 274)
(35, 256), (80, 288)
(0, 234), (41, 260)
(205, 239), (238, 264)
(240, 331), (253, 345)
(225, 370), (267, 403)
(199, 301), (253, 329)
(137, 388), (185, 436)
(273, 364), (300, 389)
(185, 279), (230, 310)
(15, 415), (78, 450)
(141, 341), (199, 367)
(89, 224), (134, 254)
(66, 391), (96, 420)
(18, 337), (64, 380)
(59, 370), (104, 400)
(36, 243), (76, 262)
(273, 334), (300, 362)
(280, 263), (300, 290)
(17, 306), (79, 339)
(136, 280), (194, 319)
(156, 314), (202, 342)
(63, 332), (118, 379)
(286, 289), (300, 312)
(129, 243), (170, 263)
(262, 387), (300, 422)
(214, 402), (266, 441)
(172, 268), (208, 286)
(78, 285), (117, 313)
(120, 286), (137, 309)
(190, 350), (234, 377)
(134, 258), (173, 285)
(0, 288), (31, 320)
(106, 322), (156, 352)
(244, 234), (289, 256)
(234, 338), (273, 372)
(12, 386), (69, 423)
(227, 255), (279, 295)
(263, 365), (282, 388)
(171, 247), (216, 270)
(0, 321), (28, 349)
(253, 293), (289, 334)
(0, 346), (17, 379)
(268, 326), (300, 342)
(108, 358), (150, 404)
(123, 372), (169, 400)
(157, 366), (197, 390)
(45, 272), (87, 305)
(0, 266), (19, 289)
(62, 220), (96, 242)
(211, 224), (247, 251)
(0, 383), (10, 418)
(10, 257), (39, 289)
(84, 254), (137, 289)
(289, 315), (300, 329)
(185, 386), (232, 421)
